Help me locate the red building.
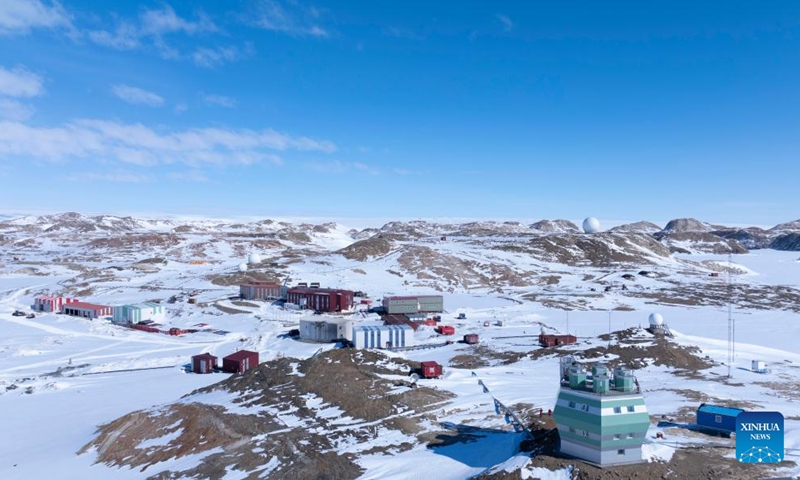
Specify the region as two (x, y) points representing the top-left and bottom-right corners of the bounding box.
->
(539, 333), (577, 347)
(192, 353), (217, 374)
(62, 302), (113, 319)
(240, 281), (281, 301)
(32, 296), (78, 312)
(286, 287), (354, 313)
(222, 350), (259, 374)
(420, 361), (443, 379)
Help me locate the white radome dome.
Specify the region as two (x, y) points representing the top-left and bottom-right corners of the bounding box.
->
(248, 253), (262, 264)
(648, 313), (664, 326)
(583, 217), (601, 234)
(238, 263), (248, 272)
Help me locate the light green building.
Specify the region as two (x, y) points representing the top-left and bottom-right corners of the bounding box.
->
(553, 357), (650, 467)
(112, 303), (165, 324)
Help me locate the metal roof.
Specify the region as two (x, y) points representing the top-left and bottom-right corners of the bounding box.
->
(384, 295), (442, 300)
(224, 350), (258, 362)
(697, 404), (745, 417)
(66, 301), (111, 310)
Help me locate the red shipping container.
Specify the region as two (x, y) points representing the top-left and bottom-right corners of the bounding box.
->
(438, 325), (455, 335)
(222, 350), (259, 374)
(192, 353), (217, 373)
(463, 334), (479, 344)
(420, 361), (443, 379)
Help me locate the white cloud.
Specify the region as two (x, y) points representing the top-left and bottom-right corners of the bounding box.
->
(0, 118), (335, 168)
(0, 0), (72, 35)
(0, 99), (34, 120)
(246, 0), (329, 37)
(0, 66), (44, 98)
(139, 5), (216, 36)
(89, 5), (224, 64)
(496, 14), (513, 32)
(88, 21), (140, 49)
(111, 84), (164, 107)
(191, 44), (252, 68)
(174, 103), (188, 114)
(167, 170), (208, 182)
(307, 160), (381, 175)
(203, 94), (236, 108)
(64, 170), (152, 183)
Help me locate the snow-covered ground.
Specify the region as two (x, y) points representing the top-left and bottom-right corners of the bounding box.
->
(1, 219), (799, 479)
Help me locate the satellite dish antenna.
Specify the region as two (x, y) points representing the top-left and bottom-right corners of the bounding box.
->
(238, 263), (248, 272)
(583, 217), (601, 234)
(409, 373), (420, 383)
(248, 253), (262, 264)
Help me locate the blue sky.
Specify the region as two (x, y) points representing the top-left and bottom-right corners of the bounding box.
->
(0, 0), (798, 226)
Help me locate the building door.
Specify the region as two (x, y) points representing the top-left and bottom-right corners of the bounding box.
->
(200, 360), (207, 372)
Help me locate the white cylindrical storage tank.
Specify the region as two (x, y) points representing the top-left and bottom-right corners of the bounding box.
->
(238, 263), (248, 272)
(648, 313), (664, 326)
(248, 253), (262, 264)
(582, 217), (601, 234)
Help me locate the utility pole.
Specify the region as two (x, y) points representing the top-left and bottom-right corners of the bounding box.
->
(566, 311), (569, 335)
(608, 310), (611, 349)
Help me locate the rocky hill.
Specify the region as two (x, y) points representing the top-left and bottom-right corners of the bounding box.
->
(608, 221), (662, 234)
(529, 219), (580, 234)
(80, 350), (453, 480)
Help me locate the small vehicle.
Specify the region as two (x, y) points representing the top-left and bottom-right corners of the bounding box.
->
(26, 313), (36, 319)
(12, 310), (25, 317)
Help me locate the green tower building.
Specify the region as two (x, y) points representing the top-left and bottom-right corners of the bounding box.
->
(553, 357), (650, 466)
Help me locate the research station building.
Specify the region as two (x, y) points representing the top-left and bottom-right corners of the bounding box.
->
(553, 357), (650, 467)
(382, 295), (444, 315)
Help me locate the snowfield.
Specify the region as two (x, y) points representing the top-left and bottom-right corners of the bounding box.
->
(1, 214), (799, 479)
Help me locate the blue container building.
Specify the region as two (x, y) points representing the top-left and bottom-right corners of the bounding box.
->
(696, 403), (745, 434)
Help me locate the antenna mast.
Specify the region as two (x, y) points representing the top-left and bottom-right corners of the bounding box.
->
(727, 252), (734, 378)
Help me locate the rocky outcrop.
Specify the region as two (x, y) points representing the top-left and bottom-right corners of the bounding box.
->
(529, 219), (580, 234)
(608, 221), (662, 234)
(770, 233), (800, 251)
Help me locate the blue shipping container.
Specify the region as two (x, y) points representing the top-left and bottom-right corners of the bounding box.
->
(696, 404), (745, 432)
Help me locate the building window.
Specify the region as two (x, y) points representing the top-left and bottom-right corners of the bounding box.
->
(613, 406), (621, 414)
(627, 405), (635, 413)
(617, 449), (625, 456)
(614, 434), (622, 440)
(569, 426), (575, 433)
(568, 401), (576, 408)
(582, 430), (589, 437)
(715, 415), (722, 423)
(627, 433), (634, 439)
(581, 404), (590, 412)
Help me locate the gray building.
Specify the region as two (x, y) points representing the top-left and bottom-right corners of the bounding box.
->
(299, 317), (355, 343)
(382, 295), (443, 315)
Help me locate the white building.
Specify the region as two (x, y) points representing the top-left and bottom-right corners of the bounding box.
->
(353, 324), (415, 349)
(299, 317), (355, 343)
